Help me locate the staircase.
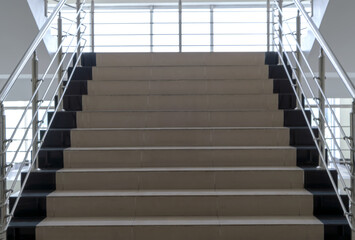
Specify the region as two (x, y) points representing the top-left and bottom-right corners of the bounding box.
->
(8, 52), (350, 239)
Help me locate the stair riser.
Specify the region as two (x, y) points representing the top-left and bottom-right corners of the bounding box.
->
(87, 79), (273, 95)
(70, 129), (290, 147)
(76, 111), (284, 128)
(64, 148), (297, 168)
(55, 170), (303, 190)
(36, 224), (323, 240)
(82, 95), (279, 111)
(93, 52), (267, 67)
(46, 195), (313, 217)
(92, 66), (269, 81)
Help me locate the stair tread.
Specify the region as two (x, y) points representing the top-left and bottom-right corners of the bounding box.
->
(56, 166), (303, 173)
(70, 127), (289, 131)
(38, 216), (323, 227)
(65, 146), (296, 151)
(16, 189), (312, 197)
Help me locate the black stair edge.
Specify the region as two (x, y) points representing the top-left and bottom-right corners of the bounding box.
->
(21, 170), (57, 191)
(303, 168), (338, 190)
(273, 78), (295, 94)
(318, 217), (351, 240)
(296, 146), (319, 167)
(9, 191), (52, 218)
(64, 80), (88, 96)
(68, 66), (93, 80)
(7, 218), (44, 240)
(309, 190), (349, 216)
(269, 65), (292, 79)
(40, 129), (71, 148)
(81, 52), (97, 67)
(289, 127), (318, 146)
(48, 111), (77, 129)
(278, 94), (296, 109)
(63, 95), (83, 111)
(265, 52), (279, 65)
(284, 110), (311, 127)
(38, 149), (64, 169)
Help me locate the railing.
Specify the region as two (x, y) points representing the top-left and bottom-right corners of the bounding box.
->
(0, 0), (88, 238)
(269, 0), (355, 232)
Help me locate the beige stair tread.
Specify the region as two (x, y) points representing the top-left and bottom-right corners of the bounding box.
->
(66, 146), (296, 151)
(38, 216), (322, 227)
(72, 127), (288, 131)
(57, 166), (302, 173)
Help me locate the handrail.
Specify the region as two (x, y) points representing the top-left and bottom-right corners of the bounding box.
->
(0, 0), (89, 238)
(293, 0), (355, 99)
(0, 0), (67, 102)
(270, 0), (355, 234)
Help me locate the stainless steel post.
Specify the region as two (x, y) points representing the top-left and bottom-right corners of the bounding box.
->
(31, 52), (39, 170)
(178, 0), (182, 52)
(76, 0), (82, 66)
(150, 6), (154, 52)
(278, 0), (283, 61)
(44, 0), (48, 17)
(0, 103), (7, 240)
(350, 100), (355, 233)
(271, 6), (275, 52)
(296, 10), (302, 109)
(267, 0), (270, 52)
(91, 0), (95, 53)
(57, 12), (63, 110)
(318, 48), (326, 168)
(210, 5), (214, 52)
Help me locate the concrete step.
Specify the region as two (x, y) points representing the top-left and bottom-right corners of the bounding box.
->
(82, 94), (279, 111)
(76, 110), (284, 128)
(93, 52), (267, 67)
(36, 216), (323, 240)
(45, 189), (313, 217)
(63, 146), (297, 168)
(70, 127), (289, 147)
(92, 65), (269, 81)
(87, 79), (273, 95)
(55, 167), (304, 190)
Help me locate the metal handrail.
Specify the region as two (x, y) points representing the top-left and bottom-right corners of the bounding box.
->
(0, 0), (88, 238)
(0, 0), (67, 102)
(270, 0), (355, 234)
(293, 0), (355, 99)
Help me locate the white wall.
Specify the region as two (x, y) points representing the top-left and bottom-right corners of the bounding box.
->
(0, 0), (57, 101)
(302, 0), (355, 98)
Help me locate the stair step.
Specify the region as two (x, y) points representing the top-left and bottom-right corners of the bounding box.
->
(92, 65), (269, 81)
(93, 52), (267, 67)
(87, 79), (273, 95)
(63, 146), (297, 168)
(35, 216), (323, 240)
(70, 127), (289, 147)
(81, 94), (279, 111)
(42, 189), (313, 217)
(76, 110), (284, 128)
(54, 167), (304, 190)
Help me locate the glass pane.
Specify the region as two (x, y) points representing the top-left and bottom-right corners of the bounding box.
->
(183, 11), (210, 22)
(153, 35), (179, 46)
(154, 10), (178, 23)
(153, 24), (178, 34)
(183, 24), (210, 34)
(183, 35), (210, 46)
(214, 23), (266, 34)
(95, 35), (150, 46)
(95, 24), (150, 35)
(95, 12), (150, 23)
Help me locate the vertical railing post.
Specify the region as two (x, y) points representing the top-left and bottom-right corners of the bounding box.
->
(44, 0), (48, 17)
(296, 10), (302, 109)
(178, 0), (182, 52)
(267, 0), (270, 52)
(210, 5), (214, 52)
(278, 0), (283, 61)
(31, 51), (39, 170)
(57, 12), (64, 110)
(0, 103), (7, 240)
(91, 0), (95, 53)
(150, 6), (154, 52)
(76, 0), (82, 66)
(318, 48), (326, 168)
(350, 100), (355, 234)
